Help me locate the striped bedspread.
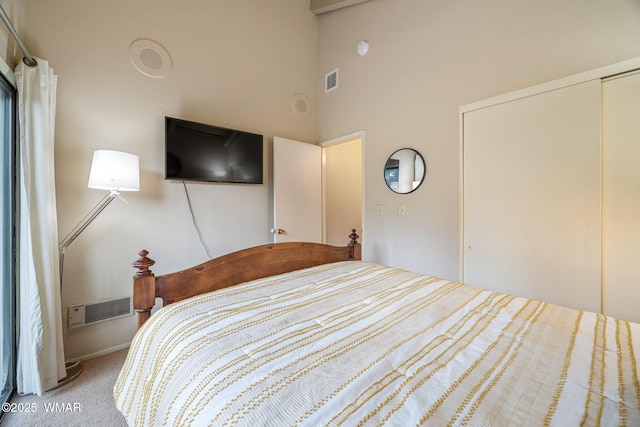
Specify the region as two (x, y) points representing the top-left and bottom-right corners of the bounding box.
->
(114, 261), (640, 426)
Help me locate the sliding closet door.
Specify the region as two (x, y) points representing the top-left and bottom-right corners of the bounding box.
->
(462, 80), (601, 312)
(602, 71), (640, 324)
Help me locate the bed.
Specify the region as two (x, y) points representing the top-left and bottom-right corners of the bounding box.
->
(114, 231), (640, 426)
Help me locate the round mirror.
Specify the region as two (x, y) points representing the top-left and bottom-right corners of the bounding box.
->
(384, 148), (426, 194)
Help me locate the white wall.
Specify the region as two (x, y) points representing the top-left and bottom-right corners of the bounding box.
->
(25, 0), (318, 359)
(316, 0), (640, 280)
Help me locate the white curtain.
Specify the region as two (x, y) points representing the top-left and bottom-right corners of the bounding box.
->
(15, 58), (65, 395)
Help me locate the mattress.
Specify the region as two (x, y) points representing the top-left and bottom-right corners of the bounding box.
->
(114, 261), (640, 426)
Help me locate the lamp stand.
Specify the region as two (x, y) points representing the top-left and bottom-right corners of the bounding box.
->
(59, 190), (122, 283)
(55, 189), (123, 387)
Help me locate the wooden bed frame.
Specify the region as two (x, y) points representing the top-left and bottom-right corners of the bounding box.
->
(131, 230), (361, 328)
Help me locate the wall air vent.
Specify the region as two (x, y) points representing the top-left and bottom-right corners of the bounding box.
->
(68, 297), (133, 329)
(325, 68), (339, 93)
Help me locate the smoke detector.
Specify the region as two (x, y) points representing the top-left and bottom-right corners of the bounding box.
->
(356, 40), (369, 56)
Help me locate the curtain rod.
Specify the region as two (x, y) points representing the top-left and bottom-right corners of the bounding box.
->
(0, 4), (36, 67)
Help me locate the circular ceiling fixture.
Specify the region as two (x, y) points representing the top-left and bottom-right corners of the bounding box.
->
(129, 39), (172, 78)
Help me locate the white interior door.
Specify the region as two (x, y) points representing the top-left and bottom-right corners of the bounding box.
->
(462, 79), (601, 313)
(273, 137), (322, 243)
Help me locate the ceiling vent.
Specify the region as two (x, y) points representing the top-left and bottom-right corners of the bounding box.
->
(325, 68), (339, 93)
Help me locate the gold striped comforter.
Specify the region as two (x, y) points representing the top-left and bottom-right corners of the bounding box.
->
(114, 261), (640, 426)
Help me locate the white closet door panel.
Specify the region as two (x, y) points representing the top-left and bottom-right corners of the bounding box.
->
(463, 80), (601, 313)
(602, 71), (640, 324)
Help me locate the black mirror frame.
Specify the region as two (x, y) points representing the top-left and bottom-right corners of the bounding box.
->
(383, 148), (426, 194)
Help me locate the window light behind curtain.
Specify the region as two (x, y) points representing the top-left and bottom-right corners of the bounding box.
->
(15, 58), (65, 395)
(0, 63), (16, 405)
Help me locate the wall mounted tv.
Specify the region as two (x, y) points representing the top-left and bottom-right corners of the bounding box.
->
(165, 117), (264, 184)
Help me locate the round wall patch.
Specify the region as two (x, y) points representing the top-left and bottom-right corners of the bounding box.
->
(129, 39), (172, 78)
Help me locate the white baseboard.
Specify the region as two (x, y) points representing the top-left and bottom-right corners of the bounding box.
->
(66, 342), (131, 363)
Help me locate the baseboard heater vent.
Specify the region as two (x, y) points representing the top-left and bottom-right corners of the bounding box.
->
(68, 297), (133, 329)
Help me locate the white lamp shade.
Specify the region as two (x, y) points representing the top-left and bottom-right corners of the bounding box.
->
(88, 150), (140, 191)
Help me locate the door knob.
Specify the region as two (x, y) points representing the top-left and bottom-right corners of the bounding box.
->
(276, 228), (286, 235)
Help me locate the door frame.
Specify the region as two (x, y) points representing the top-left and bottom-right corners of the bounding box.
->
(320, 130), (365, 259)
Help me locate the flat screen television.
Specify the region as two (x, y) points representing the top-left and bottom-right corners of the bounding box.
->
(165, 117), (263, 184)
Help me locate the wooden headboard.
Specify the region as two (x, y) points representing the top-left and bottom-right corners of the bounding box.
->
(131, 230), (361, 328)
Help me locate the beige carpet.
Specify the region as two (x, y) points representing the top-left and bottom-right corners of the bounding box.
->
(1, 348), (129, 427)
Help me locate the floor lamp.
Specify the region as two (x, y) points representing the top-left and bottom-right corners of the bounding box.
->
(57, 150), (140, 386)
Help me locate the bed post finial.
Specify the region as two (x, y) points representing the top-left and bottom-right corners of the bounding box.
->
(132, 250), (156, 328)
(348, 229), (361, 260)
(349, 229), (359, 247)
(133, 250), (155, 277)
